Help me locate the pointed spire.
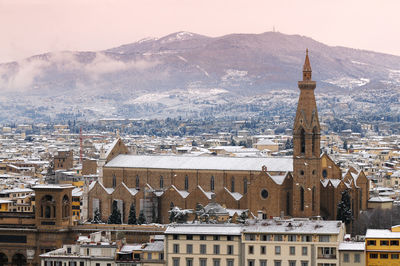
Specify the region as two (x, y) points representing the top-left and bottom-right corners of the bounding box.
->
(302, 49), (312, 81)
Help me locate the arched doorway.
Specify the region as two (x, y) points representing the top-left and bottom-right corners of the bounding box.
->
(0, 253), (8, 266)
(11, 254), (26, 266)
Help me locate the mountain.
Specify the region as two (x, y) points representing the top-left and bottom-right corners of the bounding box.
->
(0, 31), (400, 122)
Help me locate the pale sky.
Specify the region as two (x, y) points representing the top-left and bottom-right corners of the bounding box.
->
(1, 0), (400, 63)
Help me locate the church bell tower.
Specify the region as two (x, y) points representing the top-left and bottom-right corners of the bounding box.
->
(292, 49), (321, 217)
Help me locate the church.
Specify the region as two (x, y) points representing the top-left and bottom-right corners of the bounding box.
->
(88, 51), (369, 224)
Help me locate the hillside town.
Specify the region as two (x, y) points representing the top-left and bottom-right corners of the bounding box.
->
(0, 55), (398, 266)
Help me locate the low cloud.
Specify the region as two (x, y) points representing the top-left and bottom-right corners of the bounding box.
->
(0, 52), (160, 90)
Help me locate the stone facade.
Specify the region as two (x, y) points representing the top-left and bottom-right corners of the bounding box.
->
(54, 150), (73, 171)
(88, 51), (369, 225)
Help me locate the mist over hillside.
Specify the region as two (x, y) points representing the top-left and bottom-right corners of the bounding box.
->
(0, 31), (400, 123)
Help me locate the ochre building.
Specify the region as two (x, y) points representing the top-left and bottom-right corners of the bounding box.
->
(88, 51), (369, 224)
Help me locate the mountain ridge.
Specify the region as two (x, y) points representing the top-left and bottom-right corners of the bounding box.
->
(0, 31), (400, 122)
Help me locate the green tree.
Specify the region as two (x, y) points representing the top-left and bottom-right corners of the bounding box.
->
(237, 210), (248, 224)
(343, 140), (348, 151)
(138, 209), (147, 225)
(337, 190), (353, 225)
(93, 208), (102, 224)
(107, 201), (122, 224)
(127, 203), (137, 225)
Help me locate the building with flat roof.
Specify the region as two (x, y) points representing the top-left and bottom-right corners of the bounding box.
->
(164, 218), (346, 266)
(365, 225), (400, 265)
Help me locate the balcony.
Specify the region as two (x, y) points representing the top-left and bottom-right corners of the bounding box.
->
(318, 254), (336, 259)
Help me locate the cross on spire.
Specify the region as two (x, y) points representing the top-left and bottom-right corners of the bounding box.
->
(303, 49), (312, 81)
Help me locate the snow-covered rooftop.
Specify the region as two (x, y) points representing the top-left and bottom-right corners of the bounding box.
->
(243, 219), (343, 235)
(165, 224), (242, 235)
(366, 229), (400, 239)
(339, 242), (365, 251)
(105, 155), (293, 172)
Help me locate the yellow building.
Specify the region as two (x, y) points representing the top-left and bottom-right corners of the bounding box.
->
(0, 200), (11, 212)
(366, 225), (400, 265)
(71, 188), (82, 221)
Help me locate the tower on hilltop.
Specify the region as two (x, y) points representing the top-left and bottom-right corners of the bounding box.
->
(292, 49), (321, 217)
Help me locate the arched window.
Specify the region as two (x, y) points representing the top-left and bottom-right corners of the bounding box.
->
(136, 175), (140, 189)
(300, 128), (306, 154)
(62, 195), (70, 218)
(184, 175), (189, 191)
(0, 253), (8, 266)
(11, 254), (26, 266)
(359, 188), (363, 209)
(112, 174), (116, 188)
(210, 176), (215, 191)
(45, 206), (51, 218)
(322, 169), (328, 179)
(312, 187), (316, 211)
(160, 176), (164, 189)
(244, 178), (248, 194)
(170, 202), (174, 209)
(41, 195), (55, 218)
(286, 192), (290, 215)
(300, 187), (305, 211)
(312, 127), (318, 156)
(231, 176), (235, 192)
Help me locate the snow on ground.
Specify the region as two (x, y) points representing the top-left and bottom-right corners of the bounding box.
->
(351, 60), (369, 66)
(324, 77), (370, 89)
(161, 32), (194, 43)
(221, 69), (248, 82)
(137, 37), (158, 44)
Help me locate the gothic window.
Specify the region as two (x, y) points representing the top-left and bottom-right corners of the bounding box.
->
(286, 192), (290, 215)
(62, 195), (70, 218)
(112, 174), (116, 188)
(244, 178), (248, 194)
(136, 175), (140, 188)
(300, 187), (305, 211)
(300, 128), (306, 154)
(231, 176), (235, 192)
(322, 169), (328, 179)
(160, 176), (164, 189)
(312, 187), (316, 211)
(210, 176), (215, 191)
(185, 175), (189, 191)
(170, 202), (174, 209)
(359, 188), (363, 209)
(312, 127), (318, 156)
(41, 195), (55, 218)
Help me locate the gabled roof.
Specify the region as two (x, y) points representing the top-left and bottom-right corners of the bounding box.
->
(223, 187), (243, 201)
(170, 185), (189, 199)
(105, 155), (293, 172)
(197, 186), (215, 200)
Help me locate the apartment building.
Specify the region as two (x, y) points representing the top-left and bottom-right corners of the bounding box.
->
(40, 232), (117, 266)
(242, 219), (345, 266)
(165, 224), (242, 266)
(338, 241), (365, 266)
(164, 219), (346, 266)
(365, 225), (400, 265)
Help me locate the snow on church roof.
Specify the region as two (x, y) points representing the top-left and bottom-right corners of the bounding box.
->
(105, 155), (293, 172)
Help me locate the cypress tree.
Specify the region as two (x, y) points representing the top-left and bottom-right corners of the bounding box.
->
(93, 208), (102, 224)
(128, 203), (137, 225)
(337, 190), (353, 225)
(138, 209), (147, 225)
(108, 201), (122, 224)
